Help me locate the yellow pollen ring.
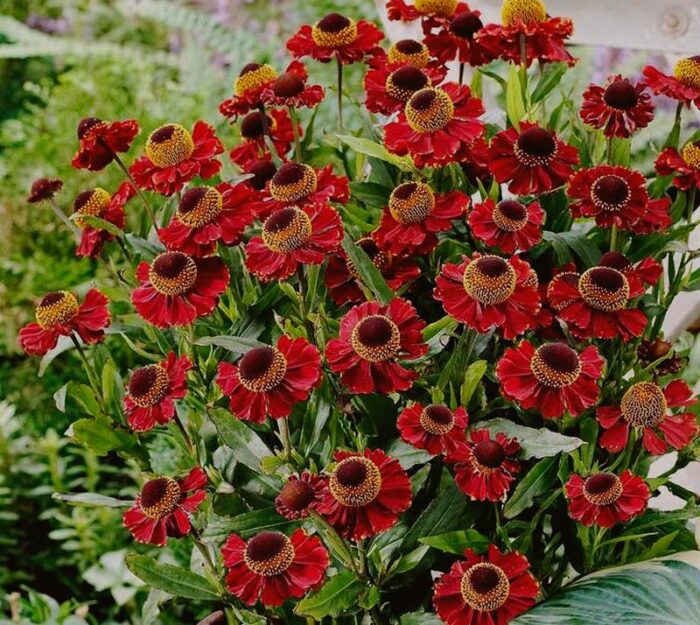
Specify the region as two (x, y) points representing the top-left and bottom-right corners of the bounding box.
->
(141, 477), (181, 519)
(460, 563), (511, 612)
(262, 207), (313, 253)
(491, 204), (528, 232)
(350, 315), (401, 362)
(388, 43), (430, 68)
(244, 533), (296, 576)
(178, 187), (223, 228)
(146, 124), (195, 168)
(149, 253), (198, 296)
(234, 64), (277, 97)
(389, 182), (435, 224)
(681, 141), (700, 170)
(530, 345), (581, 388)
(462, 258), (517, 306)
(311, 19), (358, 48)
(405, 88), (455, 133)
(578, 267), (629, 312)
(329, 456), (383, 507)
(419, 406), (455, 435)
(415, 0), (458, 17)
(583, 474), (623, 506)
(128, 365), (170, 408)
(35, 291), (80, 330)
(673, 57), (700, 90)
(73, 188), (112, 229)
(269, 165), (318, 203)
(501, 0), (547, 27)
(238, 348), (288, 393)
(621, 381), (667, 428)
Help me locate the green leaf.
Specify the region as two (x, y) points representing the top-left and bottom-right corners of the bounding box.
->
(193, 335), (265, 354)
(203, 508), (298, 540)
(342, 233), (394, 305)
(401, 612), (442, 625)
(52, 492), (132, 508)
(506, 64), (526, 129)
(39, 335), (74, 376)
(483, 418), (583, 459)
(336, 135), (414, 172)
(531, 62), (567, 103)
(512, 552), (700, 625)
(543, 230), (600, 268)
(208, 408), (272, 472)
(70, 213), (124, 237)
(386, 439), (431, 470)
(295, 570), (365, 619)
(125, 555), (219, 601)
(460, 360), (487, 406)
(70, 419), (134, 456)
(503, 456), (559, 519)
(419, 529), (490, 555)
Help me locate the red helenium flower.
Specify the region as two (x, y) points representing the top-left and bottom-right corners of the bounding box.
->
(488, 122), (579, 195)
(229, 108), (297, 169)
(216, 335), (322, 423)
(130, 121), (224, 196)
(124, 352), (192, 432)
(642, 57), (700, 108)
(131, 252), (229, 328)
(364, 62), (446, 116)
(468, 198), (543, 254)
(446, 430), (521, 502)
(580, 75), (654, 138)
(597, 251), (662, 294)
(434, 253), (541, 339)
(597, 379), (698, 455)
(386, 0), (461, 27)
(384, 83), (485, 168)
(219, 63), (278, 120)
(433, 544), (539, 625)
(286, 13), (384, 65)
(28, 177), (62, 203)
(123, 467), (207, 546)
(73, 182), (135, 258)
(19, 289), (110, 356)
(424, 5), (494, 66)
(375, 182), (469, 256)
(222, 529), (329, 607)
(656, 141), (700, 191)
(316, 448), (412, 541)
(261, 60), (325, 109)
(159, 182), (258, 256)
(397, 403), (468, 455)
(275, 472), (328, 520)
(72, 117), (140, 171)
(496, 341), (604, 419)
(565, 471), (650, 528)
(326, 298), (428, 394)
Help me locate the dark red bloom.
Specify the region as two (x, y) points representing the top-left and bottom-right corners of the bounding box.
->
(326, 298), (428, 394)
(243, 159), (278, 192)
(72, 117), (140, 171)
(286, 13), (384, 65)
(423, 5), (494, 66)
(244, 203), (343, 282)
(130, 121), (224, 196)
(124, 352), (192, 432)
(275, 472), (328, 520)
(642, 58), (700, 108)
(434, 254), (540, 339)
(384, 83), (485, 168)
(325, 237), (419, 306)
(364, 62), (446, 116)
(397, 403), (468, 455)
(656, 141), (700, 192)
(316, 448), (412, 541)
(229, 109), (297, 169)
(488, 122), (579, 195)
(565, 471), (650, 528)
(496, 341), (604, 419)
(28, 178), (62, 203)
(597, 380), (698, 455)
(433, 544), (539, 625)
(123, 467), (207, 546)
(216, 335), (322, 424)
(468, 199), (543, 254)
(547, 265), (648, 342)
(73, 182), (135, 258)
(159, 182), (257, 256)
(219, 63), (278, 120)
(222, 529), (329, 607)
(446, 430), (521, 502)
(567, 165), (671, 233)
(19, 289), (110, 356)
(598, 252), (662, 294)
(386, 0), (460, 25)
(261, 60), (325, 109)
(638, 338), (686, 377)
(131, 252), (229, 328)
(580, 75), (654, 138)
(375, 182), (469, 256)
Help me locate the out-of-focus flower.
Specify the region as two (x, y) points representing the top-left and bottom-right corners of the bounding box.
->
(72, 117), (139, 171)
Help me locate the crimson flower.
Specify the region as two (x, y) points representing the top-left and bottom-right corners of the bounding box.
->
(72, 117), (139, 171)
(123, 468), (207, 546)
(424, 5), (494, 66)
(316, 448), (412, 541)
(243, 159), (278, 192)
(434, 254), (540, 339)
(229, 109), (296, 169)
(130, 121), (224, 196)
(468, 199), (543, 254)
(73, 182), (135, 258)
(656, 141), (700, 191)
(547, 265), (648, 342)
(219, 63), (278, 120)
(275, 472), (328, 520)
(386, 0), (460, 25)
(216, 335), (322, 424)
(580, 75), (654, 138)
(222, 530), (329, 607)
(446, 430), (521, 502)
(642, 57), (700, 108)
(433, 545), (539, 625)
(159, 183), (257, 256)
(567, 165), (671, 233)
(397, 403), (468, 455)
(375, 182), (469, 256)
(384, 83), (485, 168)
(597, 380), (698, 455)
(598, 252), (662, 294)
(124, 352), (192, 432)
(496, 341), (604, 419)
(488, 122), (579, 195)
(28, 177), (62, 203)
(132, 252), (229, 328)
(287, 13), (383, 65)
(326, 298), (428, 394)
(364, 62), (445, 116)
(565, 471), (650, 528)
(19, 289), (110, 356)
(261, 60), (325, 109)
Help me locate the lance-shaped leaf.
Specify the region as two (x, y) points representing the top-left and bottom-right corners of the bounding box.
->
(483, 418), (583, 459)
(126, 555), (220, 601)
(295, 570), (366, 619)
(341, 233), (394, 305)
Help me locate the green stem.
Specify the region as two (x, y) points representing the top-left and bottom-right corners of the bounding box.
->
(609, 224), (618, 252)
(48, 198), (81, 240)
(69, 333), (105, 412)
(336, 58), (344, 132)
(278, 416), (292, 458)
(289, 106), (303, 162)
(309, 511), (363, 578)
(257, 103), (282, 166)
(111, 151), (160, 236)
(173, 409), (195, 455)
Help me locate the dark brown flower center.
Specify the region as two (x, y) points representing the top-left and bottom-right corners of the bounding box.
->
(35, 291), (79, 329)
(388, 181), (435, 223)
(278, 479), (316, 512)
(396, 39), (423, 54)
(492, 200), (528, 232)
(389, 39), (429, 67)
(237, 346), (287, 392)
(591, 175), (630, 210)
(317, 12), (350, 32)
(450, 12), (484, 38)
(246, 160), (277, 190)
(244, 532), (295, 576)
(531, 342), (581, 388)
(578, 266), (629, 311)
(269, 162), (318, 202)
(463, 256), (517, 306)
(599, 251), (631, 272)
(406, 88), (454, 133)
(473, 439), (506, 469)
(386, 67), (430, 101)
(241, 112), (272, 139)
(461, 563), (510, 612)
(621, 381), (667, 428)
(149, 252), (198, 296)
(146, 124), (194, 168)
(262, 207), (313, 253)
(419, 404), (455, 435)
(128, 364), (170, 407)
(351, 315), (401, 362)
(240, 63), (262, 76)
(272, 73), (305, 98)
(583, 472), (623, 505)
(329, 456), (382, 507)
(77, 117), (103, 139)
(140, 477), (181, 519)
(178, 186), (222, 228)
(603, 80), (639, 110)
(515, 127), (557, 166)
